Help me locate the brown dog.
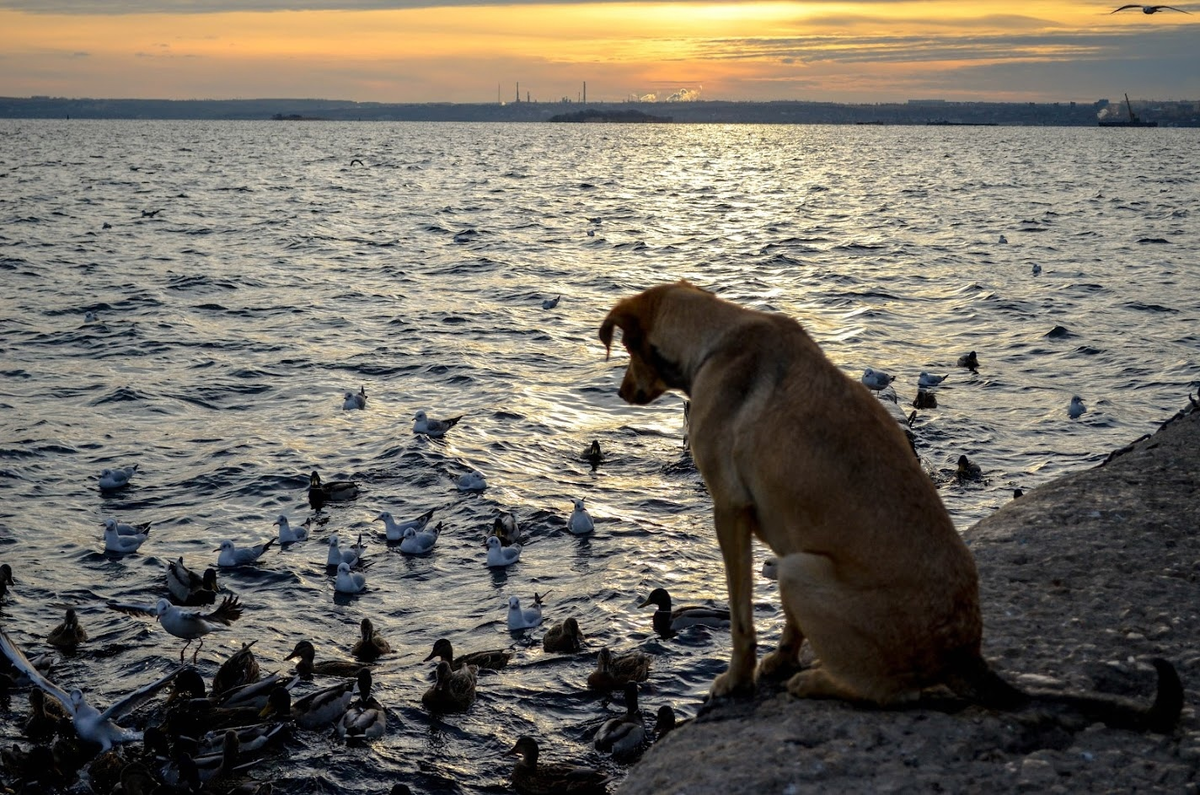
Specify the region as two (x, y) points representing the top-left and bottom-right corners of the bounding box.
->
(601, 281), (1180, 729)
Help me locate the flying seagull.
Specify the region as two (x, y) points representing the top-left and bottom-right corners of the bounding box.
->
(1110, 4), (1191, 13)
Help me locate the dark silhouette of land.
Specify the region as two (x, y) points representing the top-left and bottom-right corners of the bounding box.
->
(1, 96), (1197, 126)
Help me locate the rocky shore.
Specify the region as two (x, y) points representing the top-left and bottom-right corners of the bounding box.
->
(621, 402), (1200, 794)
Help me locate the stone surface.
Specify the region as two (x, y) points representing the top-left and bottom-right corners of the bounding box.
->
(620, 404), (1200, 795)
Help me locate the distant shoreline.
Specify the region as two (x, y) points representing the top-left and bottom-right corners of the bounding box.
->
(3, 96), (1198, 127)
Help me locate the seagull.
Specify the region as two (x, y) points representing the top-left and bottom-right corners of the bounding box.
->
(917, 372), (948, 389)
(457, 470), (487, 492)
(99, 464), (138, 492)
(274, 515), (310, 544)
(335, 562), (367, 594)
(326, 533), (359, 567)
(485, 535), (522, 568)
(109, 595), (243, 662)
(1110, 4), (1191, 13)
(102, 517), (151, 537)
(412, 410), (462, 437)
(375, 508), (435, 542)
(567, 498), (595, 535)
(507, 593), (547, 630)
(216, 537), (276, 568)
(0, 628), (180, 752)
(998, 234), (1008, 244)
(861, 368), (895, 391)
(399, 522), (442, 555)
(104, 521), (150, 554)
(84, 310), (100, 323)
(342, 386), (367, 411)
(1032, 263), (1042, 275)
(1068, 395), (1087, 419)
(542, 295), (560, 310)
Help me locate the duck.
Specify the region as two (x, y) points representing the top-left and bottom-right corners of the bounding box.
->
(98, 464), (138, 492)
(308, 470), (359, 510)
(421, 660), (477, 713)
(507, 593), (546, 630)
(412, 410), (462, 437)
(274, 515), (310, 544)
(47, 608), (88, 649)
(913, 389), (937, 409)
(334, 561), (368, 594)
(375, 508), (435, 543)
(582, 440), (604, 468)
(351, 618), (391, 662)
(541, 617), (585, 653)
(262, 678), (356, 729)
(507, 735), (610, 795)
(399, 522), (442, 555)
(0, 563), (12, 598)
(956, 350), (979, 369)
(218, 671), (301, 710)
(593, 682), (645, 758)
(104, 521), (150, 554)
(653, 704), (677, 740)
(485, 535), (521, 567)
(339, 668), (386, 740)
(215, 537), (276, 568)
(1068, 395), (1087, 419)
(166, 557), (220, 606)
(587, 647), (650, 691)
(955, 454), (983, 483)
(164, 671), (296, 735)
(457, 470), (487, 492)
(285, 639), (364, 678)
(638, 587), (731, 636)
(567, 498), (594, 535)
(342, 386), (367, 411)
(490, 511), (522, 546)
(423, 638), (511, 672)
(211, 642), (260, 700)
(191, 720), (288, 758)
(0, 628), (181, 752)
(24, 687), (68, 741)
(160, 729), (252, 787)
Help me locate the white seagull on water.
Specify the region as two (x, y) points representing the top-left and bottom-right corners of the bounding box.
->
(342, 386), (367, 410)
(99, 464), (138, 492)
(917, 372), (948, 389)
(413, 410), (462, 437)
(567, 498), (595, 535)
(274, 515), (310, 544)
(457, 470), (487, 492)
(507, 593), (547, 630)
(216, 537), (276, 568)
(335, 561), (368, 594)
(1068, 395), (1087, 419)
(400, 522), (442, 555)
(376, 508), (435, 542)
(485, 535), (522, 567)
(104, 521), (150, 554)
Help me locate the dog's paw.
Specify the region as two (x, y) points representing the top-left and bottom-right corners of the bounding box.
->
(756, 650), (803, 682)
(710, 669), (755, 699)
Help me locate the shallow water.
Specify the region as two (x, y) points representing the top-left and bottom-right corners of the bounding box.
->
(0, 119), (1197, 793)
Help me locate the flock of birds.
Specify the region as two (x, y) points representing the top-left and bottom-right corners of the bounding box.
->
(0, 392), (744, 795)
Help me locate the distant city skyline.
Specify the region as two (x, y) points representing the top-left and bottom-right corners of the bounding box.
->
(0, 1), (1197, 105)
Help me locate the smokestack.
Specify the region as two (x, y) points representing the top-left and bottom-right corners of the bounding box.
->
(516, 82), (520, 103)
(583, 81), (587, 105)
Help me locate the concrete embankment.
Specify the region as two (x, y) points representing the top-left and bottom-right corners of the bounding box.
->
(620, 404), (1200, 794)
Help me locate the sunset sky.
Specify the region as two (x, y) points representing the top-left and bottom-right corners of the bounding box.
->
(0, 1), (1196, 104)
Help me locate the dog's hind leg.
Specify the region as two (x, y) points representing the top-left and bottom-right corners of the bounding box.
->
(709, 503), (758, 698)
(757, 599), (805, 682)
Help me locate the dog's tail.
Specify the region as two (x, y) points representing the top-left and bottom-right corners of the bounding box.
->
(948, 652), (1183, 733)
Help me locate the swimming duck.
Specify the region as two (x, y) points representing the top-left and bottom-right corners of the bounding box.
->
(457, 470), (487, 492)
(47, 608), (88, 649)
(913, 389), (937, 409)
(98, 464), (138, 492)
(104, 521), (150, 554)
(421, 660), (477, 713)
(342, 386), (367, 411)
(485, 535), (521, 567)
(218, 671), (301, 710)
(308, 471), (359, 510)
(541, 617), (585, 653)
(399, 522), (442, 555)
(0, 628), (180, 753)
(638, 587), (731, 636)
(274, 515), (310, 544)
(262, 678), (356, 729)
(507, 593), (546, 630)
(351, 618), (392, 662)
(587, 647), (650, 691)
(164, 671), (296, 736)
(339, 668), (386, 740)
(507, 735), (610, 795)
(0, 563), (12, 598)
(583, 440), (604, 468)
(490, 511), (522, 546)
(412, 410), (462, 437)
(161, 729), (250, 787)
(653, 704), (677, 740)
(593, 682), (646, 758)
(956, 350), (979, 369)
(567, 498), (594, 535)
(285, 639), (364, 678)
(216, 537), (276, 568)
(191, 720), (287, 757)
(335, 561), (368, 594)
(24, 687), (68, 741)
(166, 557), (220, 606)
(376, 508), (435, 543)
(211, 642), (260, 700)
(955, 454), (983, 483)
(423, 638), (511, 672)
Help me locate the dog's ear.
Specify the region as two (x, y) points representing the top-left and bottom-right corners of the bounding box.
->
(599, 302), (642, 361)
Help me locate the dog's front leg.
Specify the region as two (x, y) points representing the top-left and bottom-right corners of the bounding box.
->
(710, 503), (757, 698)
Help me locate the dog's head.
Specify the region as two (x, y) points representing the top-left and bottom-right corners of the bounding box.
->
(600, 281), (707, 405)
